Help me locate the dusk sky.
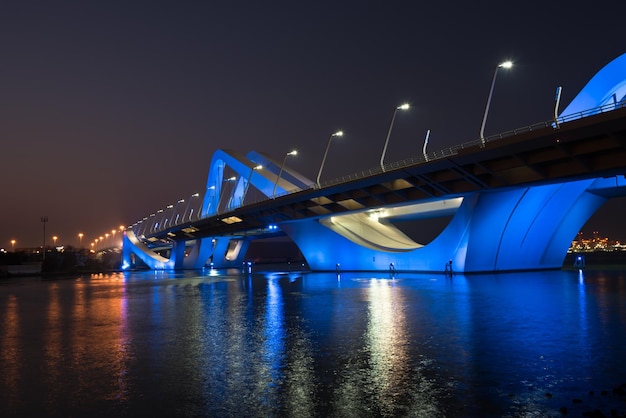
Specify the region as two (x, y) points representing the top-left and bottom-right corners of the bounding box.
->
(1, 1), (625, 249)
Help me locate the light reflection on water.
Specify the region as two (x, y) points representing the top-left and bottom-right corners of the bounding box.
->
(0, 269), (625, 417)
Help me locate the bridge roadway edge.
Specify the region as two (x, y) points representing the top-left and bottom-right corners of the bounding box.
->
(121, 106), (626, 272)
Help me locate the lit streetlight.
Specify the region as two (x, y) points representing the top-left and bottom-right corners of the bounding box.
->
(183, 193), (200, 222)
(41, 216), (48, 261)
(154, 209), (164, 232)
(273, 150), (298, 198)
(11, 239), (16, 251)
(53, 236), (58, 247)
(205, 185), (216, 216)
(170, 199), (186, 226)
(380, 103), (410, 170)
(217, 176), (237, 212)
(479, 60), (513, 145)
(316, 131), (343, 187)
(161, 205), (174, 229)
(78, 233), (83, 248)
(241, 165), (263, 206)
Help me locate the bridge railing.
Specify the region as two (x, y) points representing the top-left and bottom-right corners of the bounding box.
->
(318, 100), (626, 188)
(131, 101), (625, 234)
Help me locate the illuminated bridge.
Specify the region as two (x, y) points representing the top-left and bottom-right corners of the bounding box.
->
(123, 53), (626, 273)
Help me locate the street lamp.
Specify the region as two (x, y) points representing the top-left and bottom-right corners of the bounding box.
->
(78, 233), (83, 248)
(242, 165), (263, 205)
(170, 199), (186, 226)
(479, 60), (513, 145)
(161, 205), (174, 229)
(53, 236), (58, 247)
(273, 150), (298, 198)
(41, 216), (48, 261)
(217, 176), (237, 213)
(380, 103), (410, 170)
(316, 131), (343, 187)
(183, 193), (200, 222)
(154, 209), (164, 232)
(10, 239), (15, 251)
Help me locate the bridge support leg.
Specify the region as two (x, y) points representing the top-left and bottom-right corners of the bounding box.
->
(121, 229), (174, 270)
(171, 240), (187, 269)
(209, 237), (251, 269)
(281, 178), (609, 273)
(182, 238), (216, 269)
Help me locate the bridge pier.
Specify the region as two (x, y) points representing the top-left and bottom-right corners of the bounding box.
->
(281, 178), (614, 273)
(122, 230), (251, 270)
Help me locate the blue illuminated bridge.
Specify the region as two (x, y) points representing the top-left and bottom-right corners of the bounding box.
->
(123, 53), (626, 273)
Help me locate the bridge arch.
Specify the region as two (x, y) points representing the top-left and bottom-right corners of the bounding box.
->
(123, 52), (626, 272)
(560, 52), (626, 117)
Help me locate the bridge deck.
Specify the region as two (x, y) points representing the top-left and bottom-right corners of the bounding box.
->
(148, 107), (626, 243)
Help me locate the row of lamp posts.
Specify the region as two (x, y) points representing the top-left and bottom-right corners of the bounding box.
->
(135, 59), (514, 231)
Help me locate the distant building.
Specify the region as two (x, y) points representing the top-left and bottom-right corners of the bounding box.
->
(568, 231), (626, 252)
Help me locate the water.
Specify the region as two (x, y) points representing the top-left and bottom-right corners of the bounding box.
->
(1, 268), (626, 417)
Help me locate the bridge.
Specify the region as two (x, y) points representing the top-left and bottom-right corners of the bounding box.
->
(123, 53), (626, 273)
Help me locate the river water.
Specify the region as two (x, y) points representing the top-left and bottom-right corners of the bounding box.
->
(1, 267), (625, 417)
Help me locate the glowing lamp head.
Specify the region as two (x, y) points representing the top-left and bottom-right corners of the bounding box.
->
(499, 61), (513, 69)
(398, 103), (410, 110)
(333, 131), (344, 137)
(287, 150), (298, 156)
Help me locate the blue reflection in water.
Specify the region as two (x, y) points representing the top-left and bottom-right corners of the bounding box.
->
(0, 269), (626, 417)
(261, 276), (285, 407)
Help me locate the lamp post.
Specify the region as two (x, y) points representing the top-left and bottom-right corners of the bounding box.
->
(161, 205), (174, 229)
(169, 199), (185, 226)
(78, 233), (83, 249)
(154, 209), (164, 232)
(41, 216), (48, 261)
(316, 131), (343, 187)
(11, 239), (15, 252)
(217, 176), (237, 213)
(380, 103), (410, 170)
(53, 236), (58, 248)
(479, 60), (513, 145)
(183, 193), (200, 222)
(205, 185), (216, 216)
(242, 165), (263, 205)
(273, 150), (297, 198)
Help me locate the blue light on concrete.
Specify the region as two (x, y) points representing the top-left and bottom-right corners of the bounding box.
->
(123, 53), (626, 272)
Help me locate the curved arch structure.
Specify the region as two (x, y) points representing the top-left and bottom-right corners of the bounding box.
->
(281, 177), (625, 272)
(123, 52), (626, 272)
(560, 53), (626, 118)
(122, 148), (313, 270)
(200, 149), (312, 217)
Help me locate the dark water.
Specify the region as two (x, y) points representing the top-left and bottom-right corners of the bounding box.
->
(1, 268), (626, 417)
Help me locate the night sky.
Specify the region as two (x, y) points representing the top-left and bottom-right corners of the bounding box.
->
(1, 1), (625, 249)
